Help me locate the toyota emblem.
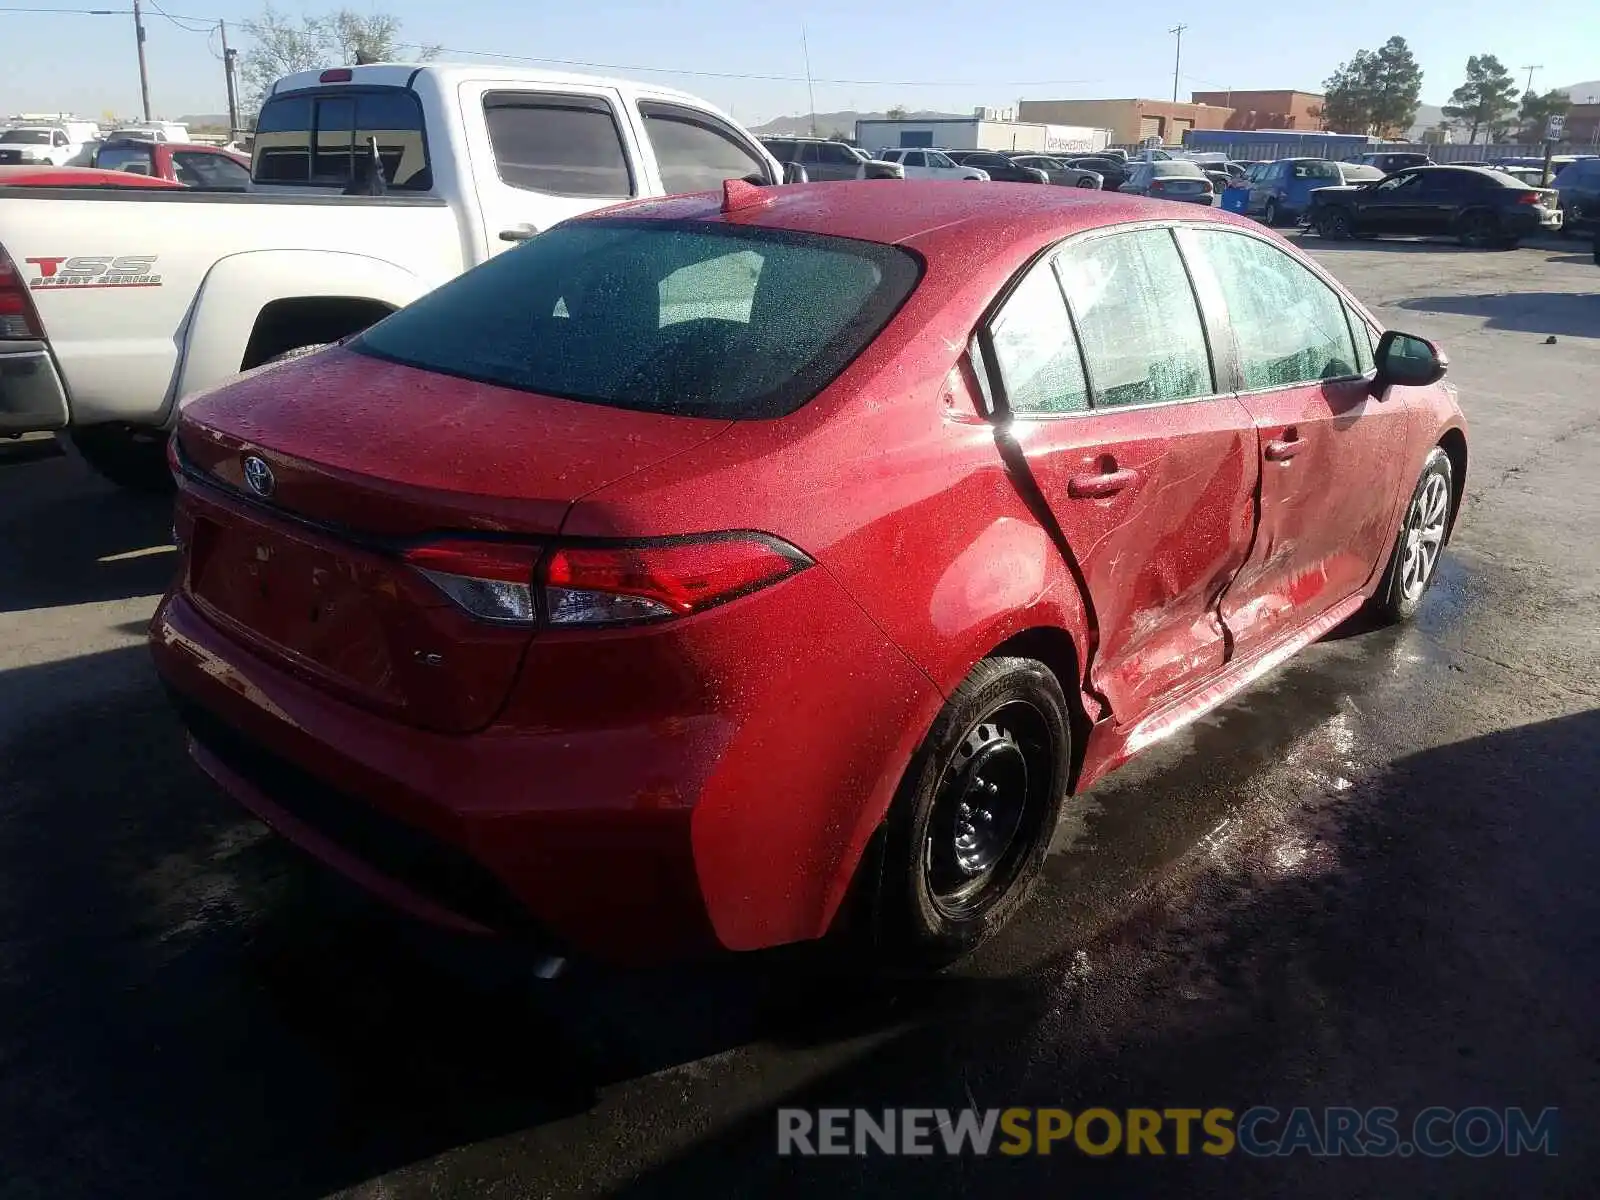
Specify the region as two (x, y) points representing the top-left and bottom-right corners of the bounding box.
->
(242, 455), (275, 498)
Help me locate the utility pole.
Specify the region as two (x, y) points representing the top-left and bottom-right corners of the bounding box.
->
(131, 0), (152, 120)
(1521, 64), (1542, 95)
(1169, 24), (1187, 104)
(220, 19), (240, 143)
(801, 25), (817, 137)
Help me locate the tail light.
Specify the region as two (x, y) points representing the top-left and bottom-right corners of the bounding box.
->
(0, 244), (43, 340)
(402, 533), (811, 628)
(1150, 180), (1166, 191)
(1516, 191), (1541, 205)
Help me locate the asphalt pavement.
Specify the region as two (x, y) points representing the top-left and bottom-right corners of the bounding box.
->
(0, 237), (1596, 1199)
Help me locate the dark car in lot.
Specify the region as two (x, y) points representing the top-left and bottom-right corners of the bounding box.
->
(1119, 160), (1214, 204)
(1308, 165), (1563, 247)
(758, 137), (902, 180)
(1353, 151), (1432, 174)
(1552, 156), (1600, 233)
(942, 150), (1048, 183)
(1062, 154), (1130, 190)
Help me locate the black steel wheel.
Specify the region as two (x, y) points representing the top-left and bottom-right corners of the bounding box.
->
(1319, 208), (1353, 240)
(871, 656), (1071, 967)
(1458, 210), (1499, 249)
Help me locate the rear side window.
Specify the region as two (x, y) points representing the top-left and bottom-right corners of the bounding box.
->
(1187, 228), (1358, 389)
(484, 93), (632, 197)
(988, 260), (1089, 416)
(353, 220), (920, 419)
(253, 87), (431, 189)
(639, 102), (770, 193)
(1057, 228), (1213, 408)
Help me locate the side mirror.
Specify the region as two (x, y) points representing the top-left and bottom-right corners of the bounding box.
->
(781, 161), (809, 184)
(1373, 330), (1447, 391)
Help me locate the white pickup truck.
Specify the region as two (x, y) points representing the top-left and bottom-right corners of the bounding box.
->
(0, 63), (795, 487)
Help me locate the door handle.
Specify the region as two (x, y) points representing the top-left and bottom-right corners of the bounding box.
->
(498, 223), (538, 242)
(1068, 466), (1141, 498)
(1265, 435), (1305, 462)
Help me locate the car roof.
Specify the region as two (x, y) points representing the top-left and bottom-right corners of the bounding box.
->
(0, 165), (182, 187)
(596, 179), (1255, 257)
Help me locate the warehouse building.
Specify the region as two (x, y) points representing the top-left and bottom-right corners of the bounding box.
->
(1016, 98), (1232, 146)
(855, 107), (1111, 155)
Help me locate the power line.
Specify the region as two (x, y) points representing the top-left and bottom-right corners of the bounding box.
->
(398, 42), (1102, 89)
(145, 0), (215, 34)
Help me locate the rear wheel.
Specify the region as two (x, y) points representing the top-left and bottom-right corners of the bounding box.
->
(1368, 448), (1453, 624)
(1076, 176), (1097, 188)
(872, 657), (1071, 967)
(69, 426), (173, 493)
(1263, 198), (1280, 226)
(1318, 208), (1353, 240)
(1458, 211), (1499, 249)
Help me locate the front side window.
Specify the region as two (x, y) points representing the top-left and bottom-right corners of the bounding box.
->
(484, 93), (632, 197)
(1375, 172), (1420, 192)
(1188, 228), (1358, 390)
(988, 259), (1089, 416)
(927, 151), (956, 168)
(354, 220), (919, 420)
(639, 102), (768, 194)
(1057, 228), (1213, 408)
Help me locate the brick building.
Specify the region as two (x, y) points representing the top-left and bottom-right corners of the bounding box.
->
(1016, 98), (1232, 145)
(1188, 89), (1325, 131)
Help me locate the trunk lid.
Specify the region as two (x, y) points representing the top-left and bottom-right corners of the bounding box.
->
(177, 347), (732, 732)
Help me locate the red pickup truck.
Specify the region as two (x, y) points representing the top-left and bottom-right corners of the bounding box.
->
(91, 139), (252, 189)
(0, 165), (181, 189)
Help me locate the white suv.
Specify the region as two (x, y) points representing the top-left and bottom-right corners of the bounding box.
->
(876, 148), (989, 181)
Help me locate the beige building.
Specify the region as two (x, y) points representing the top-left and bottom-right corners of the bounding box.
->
(1017, 98), (1233, 146)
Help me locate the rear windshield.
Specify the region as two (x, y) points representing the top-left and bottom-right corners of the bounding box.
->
(96, 144), (155, 173)
(1291, 161), (1342, 180)
(1, 130), (51, 145)
(253, 86), (430, 189)
(1152, 161), (1205, 176)
(352, 219), (921, 419)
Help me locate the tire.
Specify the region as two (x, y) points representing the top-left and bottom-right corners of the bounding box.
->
(1263, 198), (1280, 227)
(1457, 211), (1499, 249)
(1075, 176), (1097, 188)
(872, 656), (1071, 967)
(1318, 208), (1353, 240)
(69, 426), (174, 493)
(1368, 448), (1453, 625)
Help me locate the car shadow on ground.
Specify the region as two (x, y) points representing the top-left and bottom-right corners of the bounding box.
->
(1397, 292), (1600, 339)
(605, 706), (1600, 1199)
(0, 456), (176, 613)
(0, 433), (64, 467)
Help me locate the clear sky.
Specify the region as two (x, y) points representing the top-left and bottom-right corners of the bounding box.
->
(1, 0), (1596, 126)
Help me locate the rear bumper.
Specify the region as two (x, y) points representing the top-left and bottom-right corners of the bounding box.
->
(0, 341), (69, 433)
(151, 562), (938, 961)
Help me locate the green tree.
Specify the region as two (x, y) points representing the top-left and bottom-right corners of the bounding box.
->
(1318, 36), (1423, 136)
(240, 5), (439, 109)
(885, 104), (909, 120)
(1441, 55), (1519, 144)
(1518, 88), (1572, 142)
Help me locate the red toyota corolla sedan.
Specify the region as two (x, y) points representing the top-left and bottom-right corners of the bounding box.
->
(152, 180), (1467, 967)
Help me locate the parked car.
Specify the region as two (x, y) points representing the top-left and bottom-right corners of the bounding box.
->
(1553, 156), (1600, 234)
(150, 179), (1466, 968)
(1008, 154), (1102, 188)
(758, 137), (902, 180)
(875, 148), (989, 180)
(0, 165), (181, 189)
(93, 138), (252, 189)
(1308, 165), (1563, 247)
(0, 125), (80, 166)
(1352, 151), (1431, 174)
(1119, 160), (1214, 204)
(1062, 154), (1130, 190)
(0, 62), (790, 487)
(943, 150), (1047, 183)
(1245, 158), (1344, 226)
(1337, 162), (1384, 185)
(1093, 147), (1128, 162)
(107, 121), (192, 143)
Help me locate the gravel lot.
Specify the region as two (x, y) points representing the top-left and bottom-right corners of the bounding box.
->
(1, 236), (1596, 1199)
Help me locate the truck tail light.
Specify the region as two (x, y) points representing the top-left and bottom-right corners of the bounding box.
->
(402, 534), (811, 628)
(1516, 191), (1541, 205)
(544, 535), (811, 626)
(0, 244), (44, 340)
(319, 68), (353, 83)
